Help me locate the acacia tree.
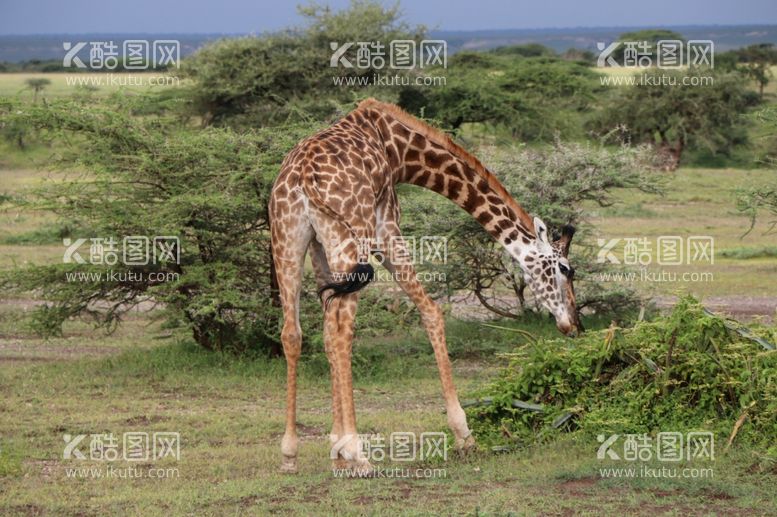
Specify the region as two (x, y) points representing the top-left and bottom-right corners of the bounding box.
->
(398, 52), (598, 141)
(591, 69), (755, 169)
(182, 0), (424, 127)
(24, 78), (51, 104)
(738, 107), (777, 232)
(0, 97), (321, 354)
(736, 43), (777, 99)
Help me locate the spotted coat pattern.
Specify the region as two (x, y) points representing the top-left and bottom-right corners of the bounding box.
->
(270, 98), (579, 474)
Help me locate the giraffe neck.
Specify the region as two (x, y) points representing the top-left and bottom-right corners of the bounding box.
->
(358, 104), (535, 249)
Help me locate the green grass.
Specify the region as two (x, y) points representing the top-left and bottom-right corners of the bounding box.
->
(1, 326), (774, 516)
(0, 72), (183, 99)
(719, 245), (777, 259)
(0, 225), (75, 245)
(585, 166), (777, 298)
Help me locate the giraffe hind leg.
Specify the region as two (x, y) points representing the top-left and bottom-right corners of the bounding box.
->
(309, 240), (346, 468)
(272, 217), (313, 474)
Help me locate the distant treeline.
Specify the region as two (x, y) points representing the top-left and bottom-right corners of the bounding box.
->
(0, 59), (173, 73)
(2, 39), (775, 73)
(2, 25), (777, 62)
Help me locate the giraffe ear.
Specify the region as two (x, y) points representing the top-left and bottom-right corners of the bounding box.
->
(533, 217), (549, 245)
(556, 225), (576, 257)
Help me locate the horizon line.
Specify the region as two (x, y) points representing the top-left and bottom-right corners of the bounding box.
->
(1, 22), (777, 37)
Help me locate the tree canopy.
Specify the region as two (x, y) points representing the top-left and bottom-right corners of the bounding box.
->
(590, 69), (756, 169)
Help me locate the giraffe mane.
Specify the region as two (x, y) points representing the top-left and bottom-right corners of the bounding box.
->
(357, 98), (535, 235)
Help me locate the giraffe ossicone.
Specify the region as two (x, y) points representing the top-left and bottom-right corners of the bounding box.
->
(269, 98), (580, 475)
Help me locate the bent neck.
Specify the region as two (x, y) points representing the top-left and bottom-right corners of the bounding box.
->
(356, 101), (535, 250)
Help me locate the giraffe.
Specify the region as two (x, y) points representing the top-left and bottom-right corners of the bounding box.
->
(269, 98), (580, 474)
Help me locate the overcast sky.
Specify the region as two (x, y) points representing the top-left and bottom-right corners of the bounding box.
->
(1, 0), (776, 34)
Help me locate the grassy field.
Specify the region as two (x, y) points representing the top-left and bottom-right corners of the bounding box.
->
(1, 159), (776, 514)
(1, 326), (774, 516)
(587, 166), (777, 299)
(0, 72), (183, 99)
(589, 64), (777, 306)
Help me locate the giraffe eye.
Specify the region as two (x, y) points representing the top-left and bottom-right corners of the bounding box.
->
(559, 263), (573, 278)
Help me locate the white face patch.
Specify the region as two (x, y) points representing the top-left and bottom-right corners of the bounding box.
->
(508, 238), (569, 319)
(502, 218), (578, 334)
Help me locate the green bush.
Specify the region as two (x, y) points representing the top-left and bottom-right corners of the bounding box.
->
(468, 297), (777, 452)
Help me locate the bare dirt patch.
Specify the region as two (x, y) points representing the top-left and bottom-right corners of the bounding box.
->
(655, 295), (777, 322)
(450, 292), (777, 323)
(556, 476), (599, 496)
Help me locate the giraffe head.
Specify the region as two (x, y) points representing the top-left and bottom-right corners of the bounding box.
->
(514, 218), (580, 337)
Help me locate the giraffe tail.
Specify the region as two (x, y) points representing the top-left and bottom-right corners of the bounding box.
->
(317, 263), (375, 307)
(302, 169), (374, 305)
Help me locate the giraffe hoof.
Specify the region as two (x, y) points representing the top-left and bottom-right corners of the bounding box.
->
(455, 434), (477, 455)
(342, 459), (375, 478)
(331, 457), (348, 470)
(280, 456), (298, 474)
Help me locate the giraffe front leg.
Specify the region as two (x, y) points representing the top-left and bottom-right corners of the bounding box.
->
(421, 300), (476, 453)
(384, 256), (476, 453)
